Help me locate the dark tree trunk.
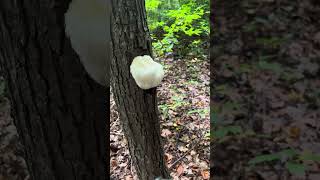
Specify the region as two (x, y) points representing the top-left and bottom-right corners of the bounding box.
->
(110, 0), (170, 179)
(0, 1), (108, 180)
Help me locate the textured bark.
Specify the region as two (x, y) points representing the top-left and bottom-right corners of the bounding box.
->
(110, 0), (170, 179)
(0, 1), (108, 180)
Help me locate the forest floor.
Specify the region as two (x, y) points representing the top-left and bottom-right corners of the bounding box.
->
(110, 56), (210, 180)
(212, 0), (320, 179)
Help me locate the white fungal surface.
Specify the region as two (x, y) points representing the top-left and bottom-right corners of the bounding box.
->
(130, 55), (165, 90)
(65, 0), (110, 85)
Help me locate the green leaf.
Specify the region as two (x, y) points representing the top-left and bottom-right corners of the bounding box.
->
(145, 0), (161, 10)
(256, 37), (284, 48)
(205, 132), (210, 138)
(248, 149), (299, 166)
(279, 149), (298, 159)
(257, 61), (282, 73)
(238, 63), (252, 73)
(213, 128), (228, 139)
(146, 0), (209, 56)
(248, 154), (281, 165)
(188, 108), (209, 119)
(213, 125), (242, 139)
(300, 153), (320, 162)
(228, 126), (243, 134)
(285, 162), (306, 176)
(211, 112), (220, 125)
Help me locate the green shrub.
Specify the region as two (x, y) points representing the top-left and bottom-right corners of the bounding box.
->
(146, 0), (209, 58)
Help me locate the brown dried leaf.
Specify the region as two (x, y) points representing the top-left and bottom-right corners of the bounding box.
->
(176, 164), (184, 176)
(289, 126), (301, 138)
(201, 170), (210, 179)
(178, 146), (189, 153)
(111, 159), (117, 168)
(125, 175), (133, 180)
(165, 153), (173, 162)
(161, 129), (172, 137)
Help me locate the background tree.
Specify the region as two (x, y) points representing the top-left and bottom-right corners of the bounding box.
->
(110, 0), (170, 179)
(0, 0), (108, 179)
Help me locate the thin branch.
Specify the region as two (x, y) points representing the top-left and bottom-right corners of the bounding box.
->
(168, 132), (205, 170)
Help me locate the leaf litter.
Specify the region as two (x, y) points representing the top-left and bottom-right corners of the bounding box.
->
(212, 0), (320, 179)
(110, 57), (210, 179)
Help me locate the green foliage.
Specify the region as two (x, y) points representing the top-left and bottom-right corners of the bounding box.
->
(249, 149), (320, 176)
(186, 80), (199, 85)
(299, 152), (320, 162)
(285, 162), (306, 176)
(249, 153), (282, 165)
(255, 37), (285, 48)
(213, 125), (243, 139)
(249, 149), (298, 165)
(146, 0), (161, 10)
(170, 95), (187, 109)
(159, 94), (188, 119)
(158, 104), (170, 119)
(210, 110), (219, 125)
(257, 60), (283, 74)
(212, 101), (244, 123)
(280, 70), (304, 83)
(145, 0), (209, 57)
(187, 108), (209, 119)
(204, 131), (210, 138)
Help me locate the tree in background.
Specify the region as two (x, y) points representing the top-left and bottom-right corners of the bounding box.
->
(110, 0), (170, 179)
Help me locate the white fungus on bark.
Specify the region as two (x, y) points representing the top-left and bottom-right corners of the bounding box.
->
(130, 55), (165, 90)
(65, 0), (109, 85)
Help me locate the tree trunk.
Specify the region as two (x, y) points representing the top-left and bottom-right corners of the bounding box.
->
(110, 0), (170, 179)
(0, 1), (108, 180)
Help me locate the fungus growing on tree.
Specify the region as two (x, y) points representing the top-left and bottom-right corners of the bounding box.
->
(65, 0), (109, 85)
(130, 55), (165, 89)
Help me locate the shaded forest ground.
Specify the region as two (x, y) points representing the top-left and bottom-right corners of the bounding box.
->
(212, 0), (320, 179)
(110, 57), (210, 180)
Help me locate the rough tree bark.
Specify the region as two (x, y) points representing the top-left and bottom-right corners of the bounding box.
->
(110, 0), (170, 179)
(0, 1), (108, 180)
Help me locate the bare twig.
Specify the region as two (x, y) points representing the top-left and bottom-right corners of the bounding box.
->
(168, 132), (205, 170)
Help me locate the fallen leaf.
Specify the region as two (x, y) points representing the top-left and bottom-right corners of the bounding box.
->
(165, 153), (173, 162)
(186, 155), (193, 161)
(180, 135), (189, 142)
(119, 163), (127, 167)
(161, 129), (172, 137)
(190, 150), (197, 156)
(178, 146), (189, 153)
(199, 161), (209, 169)
(201, 170), (210, 179)
(289, 126), (301, 138)
(125, 175), (133, 180)
(111, 159), (117, 168)
(176, 164), (184, 176)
